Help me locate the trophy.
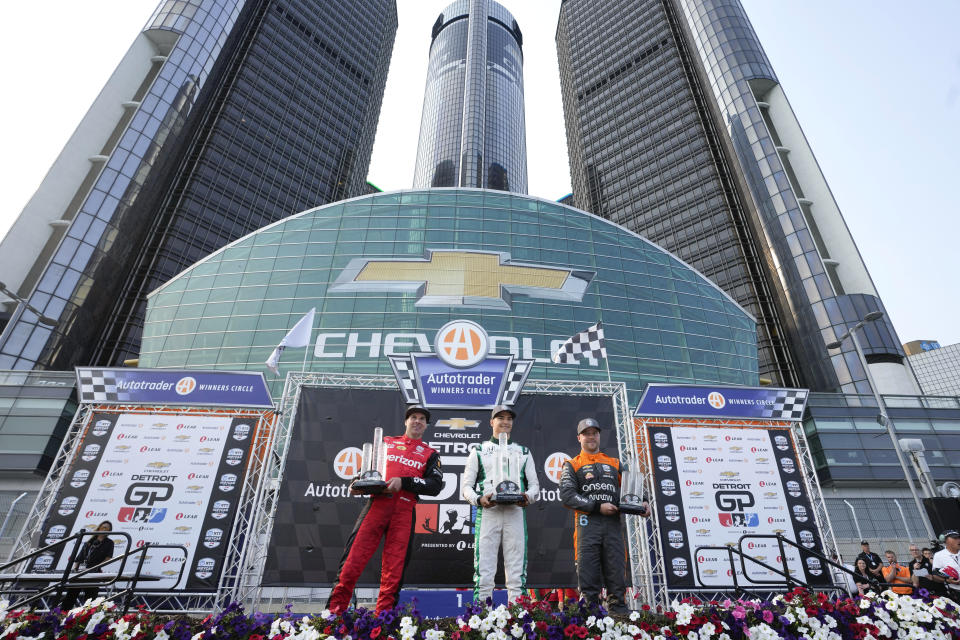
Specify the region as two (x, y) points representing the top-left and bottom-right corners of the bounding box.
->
(619, 452), (648, 515)
(492, 433), (524, 504)
(353, 427), (387, 494)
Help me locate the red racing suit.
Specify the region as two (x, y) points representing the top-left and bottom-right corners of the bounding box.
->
(327, 435), (443, 613)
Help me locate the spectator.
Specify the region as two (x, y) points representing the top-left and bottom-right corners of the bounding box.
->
(931, 530), (960, 604)
(60, 521), (115, 610)
(882, 550), (913, 594)
(856, 541), (882, 573)
(853, 558), (876, 595)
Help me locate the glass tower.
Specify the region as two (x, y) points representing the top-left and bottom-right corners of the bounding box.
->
(0, 0), (397, 370)
(556, 0), (917, 395)
(412, 0), (527, 193)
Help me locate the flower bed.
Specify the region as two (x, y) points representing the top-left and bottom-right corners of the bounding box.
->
(2, 588), (959, 640)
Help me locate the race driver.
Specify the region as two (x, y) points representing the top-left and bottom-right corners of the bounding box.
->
(559, 417), (648, 614)
(462, 404), (540, 603)
(327, 405), (443, 614)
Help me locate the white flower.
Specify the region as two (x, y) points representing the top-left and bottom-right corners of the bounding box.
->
(152, 631), (170, 640)
(629, 611), (641, 622)
(190, 632), (205, 640)
(602, 616), (614, 630)
(699, 621), (716, 638)
(469, 615), (483, 628)
(425, 629), (445, 640)
(510, 623), (524, 638)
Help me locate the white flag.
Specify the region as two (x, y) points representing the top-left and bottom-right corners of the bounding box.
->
(265, 308), (316, 375)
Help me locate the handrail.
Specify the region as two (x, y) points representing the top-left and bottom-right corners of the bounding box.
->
(0, 530), (187, 612)
(693, 543), (807, 594)
(737, 533), (885, 593)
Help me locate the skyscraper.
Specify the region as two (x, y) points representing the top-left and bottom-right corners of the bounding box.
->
(412, 0), (527, 193)
(556, 0), (917, 395)
(0, 0), (396, 370)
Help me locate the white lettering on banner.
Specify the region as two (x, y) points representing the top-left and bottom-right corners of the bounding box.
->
(387, 454), (424, 470)
(312, 332), (599, 367)
(346, 332), (382, 358)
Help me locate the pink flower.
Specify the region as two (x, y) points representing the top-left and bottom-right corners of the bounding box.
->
(762, 610), (774, 624)
(731, 607), (746, 620)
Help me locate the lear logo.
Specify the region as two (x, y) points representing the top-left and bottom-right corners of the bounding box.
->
(708, 392), (725, 409)
(334, 447), (363, 480)
(330, 249), (594, 310)
(175, 377), (197, 395)
(435, 418), (480, 431)
(435, 320), (489, 368)
(544, 452), (571, 484)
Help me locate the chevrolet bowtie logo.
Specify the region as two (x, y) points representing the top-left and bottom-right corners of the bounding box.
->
(330, 249), (594, 309)
(435, 418), (480, 430)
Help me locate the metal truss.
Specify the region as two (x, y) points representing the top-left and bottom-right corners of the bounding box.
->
(7, 403), (274, 613)
(633, 418), (669, 609)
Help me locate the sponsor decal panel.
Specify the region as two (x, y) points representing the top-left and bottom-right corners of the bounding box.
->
(35, 411), (254, 591)
(647, 424), (826, 588)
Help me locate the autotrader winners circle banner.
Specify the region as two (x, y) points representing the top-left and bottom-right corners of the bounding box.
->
(262, 386), (622, 587)
(648, 424), (828, 589)
(34, 411), (254, 590)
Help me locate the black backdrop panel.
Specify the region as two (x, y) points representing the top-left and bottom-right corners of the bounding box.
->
(262, 387), (619, 587)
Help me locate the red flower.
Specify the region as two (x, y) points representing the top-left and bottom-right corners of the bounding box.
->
(805, 607), (819, 617)
(574, 626), (588, 639)
(250, 635), (265, 640)
(535, 622), (548, 631)
(339, 625), (348, 635)
(155, 624), (165, 632)
(641, 604), (650, 611)
(564, 624), (578, 637)
(324, 626), (333, 634)
(371, 627), (382, 638)
(451, 632), (460, 640)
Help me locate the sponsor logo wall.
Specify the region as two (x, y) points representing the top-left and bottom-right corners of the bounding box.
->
(262, 387), (620, 587)
(34, 412), (255, 590)
(648, 425), (828, 588)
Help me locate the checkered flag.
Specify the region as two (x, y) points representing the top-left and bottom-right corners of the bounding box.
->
(388, 356), (420, 403)
(77, 368), (127, 403)
(760, 388), (809, 420)
(501, 360), (532, 404)
(552, 321), (607, 364)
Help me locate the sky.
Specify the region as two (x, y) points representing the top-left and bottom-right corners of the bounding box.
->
(1, 1), (958, 346)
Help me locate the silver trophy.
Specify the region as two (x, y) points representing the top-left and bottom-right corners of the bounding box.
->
(353, 427), (387, 494)
(492, 433), (524, 504)
(619, 452), (648, 515)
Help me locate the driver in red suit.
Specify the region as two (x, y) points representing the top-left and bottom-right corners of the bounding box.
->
(327, 406), (444, 613)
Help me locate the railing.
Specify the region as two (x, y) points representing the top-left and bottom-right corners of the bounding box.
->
(694, 533), (885, 595)
(0, 530), (187, 612)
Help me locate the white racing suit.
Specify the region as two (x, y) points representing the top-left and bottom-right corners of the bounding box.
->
(461, 438), (539, 602)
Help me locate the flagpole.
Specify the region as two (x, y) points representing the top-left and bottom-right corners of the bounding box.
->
(301, 340), (310, 373)
(603, 354), (612, 383)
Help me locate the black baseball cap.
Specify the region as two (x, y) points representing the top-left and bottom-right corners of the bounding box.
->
(490, 405), (516, 419)
(941, 530), (960, 541)
(577, 418), (601, 434)
(404, 406), (431, 422)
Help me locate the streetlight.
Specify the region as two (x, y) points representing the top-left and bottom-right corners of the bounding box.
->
(0, 281), (58, 327)
(826, 310), (937, 540)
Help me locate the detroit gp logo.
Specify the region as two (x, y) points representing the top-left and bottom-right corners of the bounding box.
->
(657, 455), (672, 472)
(671, 557), (688, 577)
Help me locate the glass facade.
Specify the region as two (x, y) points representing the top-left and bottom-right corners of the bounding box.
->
(413, 0), (527, 193)
(0, 371), (77, 474)
(0, 0), (397, 371)
(556, 0), (906, 395)
(909, 343), (960, 397)
(138, 189), (759, 403)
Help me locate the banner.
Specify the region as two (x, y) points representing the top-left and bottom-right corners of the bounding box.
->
(75, 368), (273, 408)
(646, 424), (828, 589)
(262, 387), (622, 588)
(635, 385), (808, 421)
(33, 411), (255, 590)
